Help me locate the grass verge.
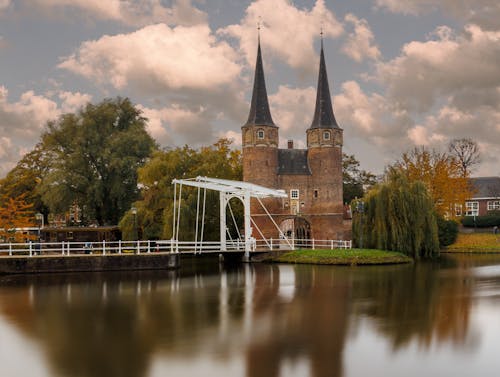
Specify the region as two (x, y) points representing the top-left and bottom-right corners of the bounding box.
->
(264, 248), (412, 265)
(445, 233), (500, 253)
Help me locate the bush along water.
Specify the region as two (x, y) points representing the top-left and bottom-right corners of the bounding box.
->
(437, 217), (458, 247)
(352, 172), (440, 260)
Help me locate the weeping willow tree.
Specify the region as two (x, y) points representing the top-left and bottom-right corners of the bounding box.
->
(352, 171), (439, 259)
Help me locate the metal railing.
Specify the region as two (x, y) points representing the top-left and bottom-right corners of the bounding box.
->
(0, 238), (352, 257)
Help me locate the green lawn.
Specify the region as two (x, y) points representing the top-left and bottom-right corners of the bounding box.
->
(445, 233), (500, 253)
(264, 248), (412, 265)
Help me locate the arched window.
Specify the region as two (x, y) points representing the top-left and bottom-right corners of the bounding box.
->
(323, 131), (331, 140)
(257, 129), (265, 139)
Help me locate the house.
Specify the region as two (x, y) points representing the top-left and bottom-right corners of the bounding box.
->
(241, 37), (346, 241)
(465, 177), (500, 216)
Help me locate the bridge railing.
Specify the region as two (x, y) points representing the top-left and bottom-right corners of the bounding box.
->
(0, 238), (352, 257)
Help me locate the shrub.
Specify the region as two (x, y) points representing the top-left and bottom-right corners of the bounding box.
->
(437, 217), (458, 247)
(461, 214), (500, 227)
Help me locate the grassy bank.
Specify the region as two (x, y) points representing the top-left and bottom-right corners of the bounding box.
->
(445, 233), (500, 253)
(264, 248), (412, 265)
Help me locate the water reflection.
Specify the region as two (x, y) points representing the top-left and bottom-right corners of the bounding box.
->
(0, 255), (499, 377)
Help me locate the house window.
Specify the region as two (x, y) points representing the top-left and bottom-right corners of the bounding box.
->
(290, 189), (299, 199)
(257, 129), (265, 139)
(465, 201), (479, 216)
(487, 201), (500, 211)
(454, 204), (463, 217)
(323, 131), (331, 140)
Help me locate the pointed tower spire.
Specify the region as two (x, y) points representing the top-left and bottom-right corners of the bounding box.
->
(245, 34), (276, 127)
(309, 37), (339, 129)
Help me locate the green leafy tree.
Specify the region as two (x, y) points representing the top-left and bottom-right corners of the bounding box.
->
(119, 139), (242, 241)
(39, 97), (156, 225)
(343, 153), (377, 204)
(353, 170), (439, 259)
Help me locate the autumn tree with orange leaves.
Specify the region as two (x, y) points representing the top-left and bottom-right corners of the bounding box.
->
(393, 147), (472, 218)
(0, 194), (36, 242)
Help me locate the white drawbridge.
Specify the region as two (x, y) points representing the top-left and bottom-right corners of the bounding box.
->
(171, 176), (290, 258)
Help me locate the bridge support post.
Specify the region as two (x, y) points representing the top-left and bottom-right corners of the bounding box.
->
(220, 192), (227, 252)
(243, 192), (251, 260)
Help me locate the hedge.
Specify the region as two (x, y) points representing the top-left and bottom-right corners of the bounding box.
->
(461, 214), (500, 227)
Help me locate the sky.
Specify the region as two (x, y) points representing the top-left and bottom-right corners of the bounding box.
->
(0, 0), (499, 178)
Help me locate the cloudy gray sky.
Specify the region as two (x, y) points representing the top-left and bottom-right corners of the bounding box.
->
(0, 0), (499, 177)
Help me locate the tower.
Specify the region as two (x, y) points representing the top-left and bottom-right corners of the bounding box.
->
(241, 35), (346, 242)
(306, 39), (344, 239)
(241, 38), (278, 187)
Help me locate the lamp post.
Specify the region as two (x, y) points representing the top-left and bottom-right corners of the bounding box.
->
(131, 207), (138, 241)
(35, 213), (43, 255)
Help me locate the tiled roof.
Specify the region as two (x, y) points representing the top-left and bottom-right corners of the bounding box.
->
(244, 40), (276, 128)
(470, 176), (500, 198)
(309, 42), (339, 130)
(277, 149), (311, 175)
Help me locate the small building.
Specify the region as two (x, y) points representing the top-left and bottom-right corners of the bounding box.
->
(465, 177), (500, 216)
(40, 226), (121, 243)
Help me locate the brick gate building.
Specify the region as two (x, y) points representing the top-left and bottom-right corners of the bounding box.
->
(242, 38), (345, 241)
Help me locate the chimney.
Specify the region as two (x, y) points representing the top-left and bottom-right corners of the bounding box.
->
(287, 140), (294, 149)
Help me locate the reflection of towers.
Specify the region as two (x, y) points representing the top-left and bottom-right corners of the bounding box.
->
(245, 265), (351, 377)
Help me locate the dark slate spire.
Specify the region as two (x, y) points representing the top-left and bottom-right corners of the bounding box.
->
(309, 39), (339, 129)
(245, 37), (276, 127)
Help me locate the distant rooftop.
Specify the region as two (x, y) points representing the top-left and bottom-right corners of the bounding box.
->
(470, 176), (500, 198)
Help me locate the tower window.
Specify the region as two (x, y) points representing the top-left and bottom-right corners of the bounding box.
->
(323, 131), (331, 140)
(257, 130), (265, 139)
(290, 189), (299, 199)
(314, 189), (319, 198)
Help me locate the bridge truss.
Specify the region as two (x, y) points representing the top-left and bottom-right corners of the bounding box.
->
(171, 176), (290, 258)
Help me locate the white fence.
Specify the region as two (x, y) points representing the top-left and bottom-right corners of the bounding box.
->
(0, 238), (352, 257)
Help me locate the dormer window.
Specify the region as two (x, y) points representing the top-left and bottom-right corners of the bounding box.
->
(323, 131), (331, 140)
(257, 129), (265, 139)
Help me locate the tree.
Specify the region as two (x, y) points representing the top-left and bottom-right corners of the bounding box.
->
(352, 171), (439, 259)
(0, 194), (36, 242)
(342, 153), (377, 203)
(0, 142), (52, 219)
(119, 139), (242, 241)
(448, 138), (481, 177)
(393, 147), (472, 218)
(39, 97), (156, 225)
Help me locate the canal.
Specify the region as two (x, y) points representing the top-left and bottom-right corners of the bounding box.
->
(0, 254), (499, 377)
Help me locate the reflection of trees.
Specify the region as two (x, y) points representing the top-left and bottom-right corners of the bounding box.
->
(246, 265), (351, 377)
(0, 267), (239, 377)
(352, 261), (473, 349)
(0, 257), (481, 377)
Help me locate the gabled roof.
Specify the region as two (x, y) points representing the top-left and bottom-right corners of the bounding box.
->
(309, 41), (339, 129)
(470, 177), (500, 198)
(244, 39), (276, 128)
(277, 149), (311, 175)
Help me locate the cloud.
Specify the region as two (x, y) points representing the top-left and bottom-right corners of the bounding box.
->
(219, 0), (343, 73)
(138, 104), (217, 147)
(0, 0), (10, 11)
(58, 91), (92, 113)
(268, 85), (315, 148)
(59, 23), (241, 93)
(0, 86), (94, 177)
(373, 25), (500, 113)
(342, 14), (381, 62)
(375, 0), (500, 30)
(29, 0), (206, 27)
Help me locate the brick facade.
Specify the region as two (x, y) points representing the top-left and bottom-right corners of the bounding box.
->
(241, 41), (347, 241)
